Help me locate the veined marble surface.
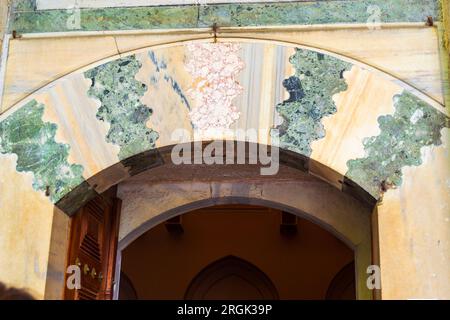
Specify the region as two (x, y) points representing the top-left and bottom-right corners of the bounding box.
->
(2, 26), (443, 113)
(1, 40), (449, 300)
(85, 55), (159, 160)
(185, 42), (244, 138)
(11, 0), (439, 33)
(0, 40), (448, 211)
(273, 49), (351, 156)
(35, 0), (312, 10)
(0, 100), (84, 203)
(347, 91), (449, 197)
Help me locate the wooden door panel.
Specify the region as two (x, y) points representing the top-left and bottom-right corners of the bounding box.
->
(64, 189), (121, 300)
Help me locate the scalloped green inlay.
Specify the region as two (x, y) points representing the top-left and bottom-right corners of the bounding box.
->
(85, 55), (159, 160)
(346, 91), (450, 198)
(0, 100), (84, 203)
(273, 49), (351, 156)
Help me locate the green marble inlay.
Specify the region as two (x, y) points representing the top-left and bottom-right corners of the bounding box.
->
(10, 0), (439, 34)
(85, 55), (159, 160)
(12, 0), (36, 12)
(347, 91), (450, 198)
(199, 0), (439, 27)
(11, 5), (198, 33)
(273, 49), (351, 156)
(0, 100), (84, 203)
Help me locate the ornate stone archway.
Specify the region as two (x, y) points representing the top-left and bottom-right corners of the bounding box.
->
(0, 35), (448, 299)
(110, 154), (375, 300)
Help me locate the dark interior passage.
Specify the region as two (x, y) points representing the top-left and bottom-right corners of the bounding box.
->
(120, 205), (355, 300)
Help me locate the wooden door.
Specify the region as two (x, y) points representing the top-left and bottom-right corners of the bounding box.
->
(64, 189), (121, 300)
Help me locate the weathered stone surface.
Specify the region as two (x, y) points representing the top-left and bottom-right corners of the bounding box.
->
(55, 180), (99, 216)
(121, 148), (163, 177)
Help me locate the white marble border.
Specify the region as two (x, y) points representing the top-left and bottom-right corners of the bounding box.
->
(36, 0), (298, 10)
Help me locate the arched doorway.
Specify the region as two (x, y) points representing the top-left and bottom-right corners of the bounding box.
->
(118, 204), (356, 300)
(2, 27), (447, 300)
(326, 262), (356, 300)
(185, 256), (279, 300)
(48, 146), (376, 300)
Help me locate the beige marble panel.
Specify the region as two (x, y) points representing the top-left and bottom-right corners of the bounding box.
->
(1, 36), (119, 112)
(258, 45), (277, 144)
(233, 42), (263, 138)
(232, 43), (289, 142)
(310, 66), (404, 185)
(37, 74), (121, 180)
(136, 49), (193, 147)
(377, 128), (450, 299)
(1, 26), (443, 114)
(222, 26), (444, 105)
(0, 154), (54, 300)
(114, 31), (211, 54)
(136, 42), (286, 145)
